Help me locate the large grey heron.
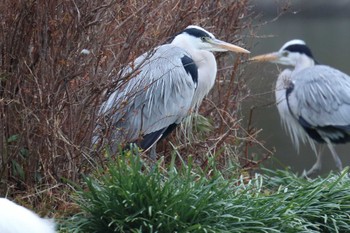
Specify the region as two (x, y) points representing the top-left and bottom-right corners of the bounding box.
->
(96, 25), (250, 158)
(250, 39), (350, 175)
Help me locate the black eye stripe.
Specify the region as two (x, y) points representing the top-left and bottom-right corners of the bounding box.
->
(168, 28), (213, 44)
(182, 28), (211, 39)
(283, 44), (314, 59)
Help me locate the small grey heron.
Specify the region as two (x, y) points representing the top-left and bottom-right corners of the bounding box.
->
(250, 39), (350, 175)
(97, 25), (250, 158)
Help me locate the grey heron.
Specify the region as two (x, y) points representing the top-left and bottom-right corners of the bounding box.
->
(97, 25), (250, 158)
(250, 39), (350, 175)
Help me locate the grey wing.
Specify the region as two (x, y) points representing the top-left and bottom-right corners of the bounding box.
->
(99, 44), (197, 145)
(287, 65), (350, 142)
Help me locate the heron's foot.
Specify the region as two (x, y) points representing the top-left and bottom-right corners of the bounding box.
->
(326, 140), (343, 172)
(302, 162), (322, 177)
(149, 145), (157, 161)
(333, 157), (343, 172)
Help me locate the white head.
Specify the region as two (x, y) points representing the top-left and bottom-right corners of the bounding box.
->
(250, 39), (316, 67)
(171, 25), (250, 53)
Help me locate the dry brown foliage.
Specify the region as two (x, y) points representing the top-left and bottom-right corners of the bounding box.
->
(0, 0), (255, 207)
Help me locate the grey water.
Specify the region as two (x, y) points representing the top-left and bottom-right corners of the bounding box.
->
(243, 1), (350, 175)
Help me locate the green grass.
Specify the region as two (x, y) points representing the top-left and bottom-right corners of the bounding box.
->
(61, 149), (350, 233)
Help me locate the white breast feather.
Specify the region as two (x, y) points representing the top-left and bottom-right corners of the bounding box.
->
(275, 69), (317, 155)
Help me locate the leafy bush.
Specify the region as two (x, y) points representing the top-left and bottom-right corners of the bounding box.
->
(70, 149), (240, 232)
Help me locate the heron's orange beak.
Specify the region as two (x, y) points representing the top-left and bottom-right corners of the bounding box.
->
(217, 42), (251, 54)
(209, 38), (250, 54)
(249, 52), (279, 62)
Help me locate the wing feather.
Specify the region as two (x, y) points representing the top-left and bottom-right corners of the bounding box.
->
(99, 44), (196, 144)
(288, 65), (350, 128)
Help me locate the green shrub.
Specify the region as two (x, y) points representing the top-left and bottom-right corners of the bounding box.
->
(66, 149), (350, 232)
(71, 149), (240, 232)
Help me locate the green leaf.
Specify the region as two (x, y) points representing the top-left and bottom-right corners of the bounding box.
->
(11, 160), (25, 180)
(7, 134), (19, 143)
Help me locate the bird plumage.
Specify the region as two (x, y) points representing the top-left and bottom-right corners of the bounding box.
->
(99, 45), (196, 151)
(288, 66), (350, 142)
(274, 68), (316, 153)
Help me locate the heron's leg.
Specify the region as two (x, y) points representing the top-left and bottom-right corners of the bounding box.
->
(304, 145), (325, 177)
(149, 144), (157, 160)
(325, 139), (343, 172)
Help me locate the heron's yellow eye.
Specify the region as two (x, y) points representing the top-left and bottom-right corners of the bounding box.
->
(282, 51), (289, 57)
(201, 37), (207, 42)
